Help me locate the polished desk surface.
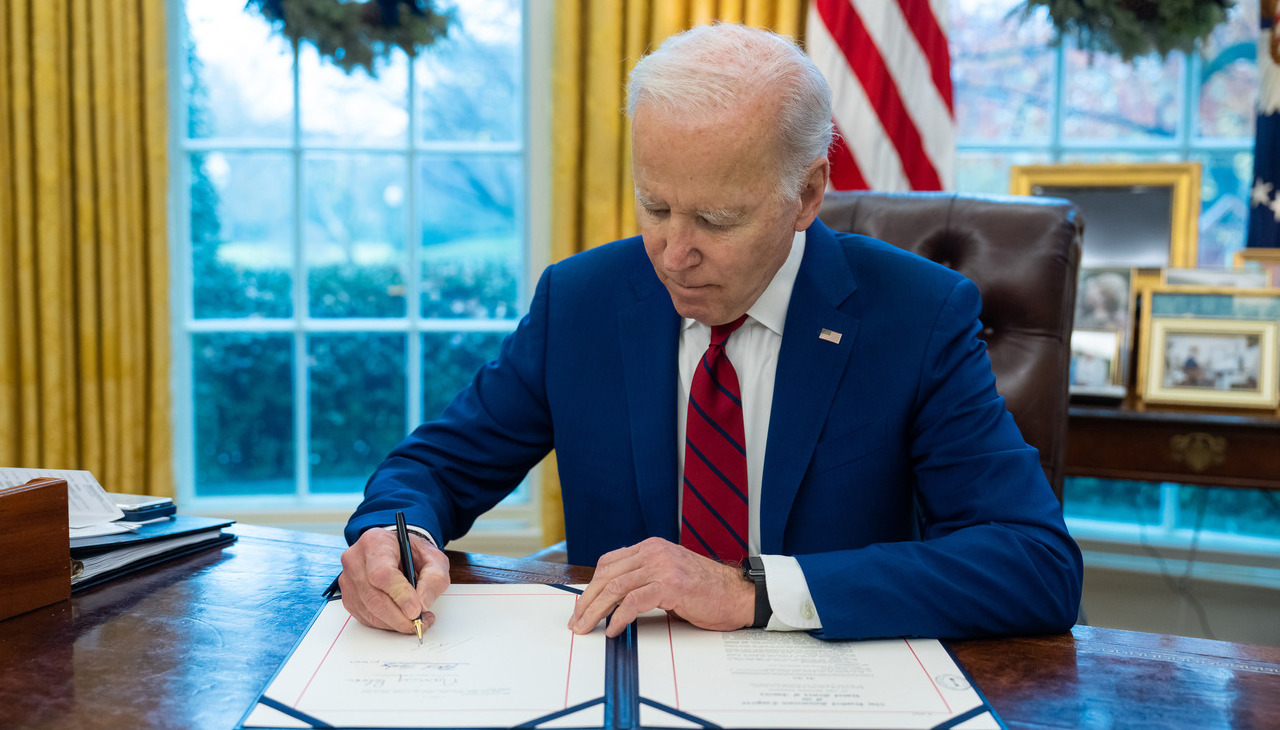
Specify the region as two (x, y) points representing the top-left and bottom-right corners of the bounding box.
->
(1, 525), (1277, 730)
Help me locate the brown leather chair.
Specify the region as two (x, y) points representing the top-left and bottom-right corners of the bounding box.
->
(819, 191), (1082, 500)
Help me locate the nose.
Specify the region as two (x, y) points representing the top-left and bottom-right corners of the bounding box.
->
(662, 218), (701, 271)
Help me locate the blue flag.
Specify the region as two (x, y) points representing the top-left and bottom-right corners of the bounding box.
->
(1247, 9), (1280, 248)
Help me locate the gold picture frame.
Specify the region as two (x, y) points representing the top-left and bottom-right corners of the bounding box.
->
(1136, 285), (1280, 412)
(1233, 247), (1280, 288)
(1142, 318), (1278, 409)
(1010, 162), (1201, 269)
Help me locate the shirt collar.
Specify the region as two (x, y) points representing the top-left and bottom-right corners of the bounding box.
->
(680, 229), (806, 337)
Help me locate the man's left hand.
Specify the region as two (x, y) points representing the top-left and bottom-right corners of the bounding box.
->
(568, 537), (754, 637)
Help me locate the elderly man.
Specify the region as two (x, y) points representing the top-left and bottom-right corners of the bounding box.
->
(338, 23), (1082, 642)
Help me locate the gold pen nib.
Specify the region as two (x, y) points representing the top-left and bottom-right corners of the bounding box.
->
(415, 618), (423, 643)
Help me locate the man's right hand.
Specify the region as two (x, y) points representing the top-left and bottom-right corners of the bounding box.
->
(339, 527), (451, 634)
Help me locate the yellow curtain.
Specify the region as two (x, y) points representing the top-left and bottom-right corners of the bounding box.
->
(0, 0), (172, 497)
(542, 0), (807, 546)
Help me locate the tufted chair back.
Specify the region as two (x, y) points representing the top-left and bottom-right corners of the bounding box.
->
(819, 191), (1082, 500)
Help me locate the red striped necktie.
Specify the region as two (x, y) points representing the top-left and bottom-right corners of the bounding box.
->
(680, 314), (749, 563)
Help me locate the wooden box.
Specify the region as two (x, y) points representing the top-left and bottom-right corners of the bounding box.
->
(0, 478), (70, 621)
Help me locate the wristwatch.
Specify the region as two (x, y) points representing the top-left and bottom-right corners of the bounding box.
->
(742, 556), (771, 628)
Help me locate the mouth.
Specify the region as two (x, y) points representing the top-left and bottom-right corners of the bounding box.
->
(669, 279), (711, 292)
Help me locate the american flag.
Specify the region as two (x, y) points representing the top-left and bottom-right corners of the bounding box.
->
(1248, 3), (1280, 248)
(806, 0), (954, 192)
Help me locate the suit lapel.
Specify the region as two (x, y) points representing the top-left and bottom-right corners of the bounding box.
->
(760, 221), (860, 553)
(619, 268), (682, 542)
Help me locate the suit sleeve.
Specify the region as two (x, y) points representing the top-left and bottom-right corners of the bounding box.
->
(343, 268), (557, 547)
(796, 277), (1083, 640)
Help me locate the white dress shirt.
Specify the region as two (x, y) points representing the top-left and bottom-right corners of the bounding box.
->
(676, 230), (822, 631)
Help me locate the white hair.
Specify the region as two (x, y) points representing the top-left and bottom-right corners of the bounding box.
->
(626, 23), (833, 200)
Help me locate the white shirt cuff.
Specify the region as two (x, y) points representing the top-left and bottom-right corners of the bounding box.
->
(759, 554), (822, 631)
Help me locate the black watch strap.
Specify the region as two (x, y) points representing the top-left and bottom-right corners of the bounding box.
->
(743, 556), (771, 628)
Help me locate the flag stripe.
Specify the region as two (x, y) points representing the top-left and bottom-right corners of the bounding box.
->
(807, 0), (954, 192)
(814, 0), (942, 191)
(850, 0), (954, 186)
(811, 16), (911, 191)
(897, 0), (953, 112)
(828, 122), (870, 190)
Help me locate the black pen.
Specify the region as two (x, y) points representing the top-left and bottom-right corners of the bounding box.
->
(394, 511), (424, 643)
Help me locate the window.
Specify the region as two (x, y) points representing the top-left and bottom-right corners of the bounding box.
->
(171, 0), (544, 525)
(950, 0), (1278, 558)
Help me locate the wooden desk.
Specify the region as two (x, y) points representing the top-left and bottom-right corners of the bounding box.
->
(1, 524), (1277, 729)
(1068, 405), (1280, 490)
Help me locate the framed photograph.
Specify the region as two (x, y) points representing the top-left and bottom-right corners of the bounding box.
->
(1136, 285), (1280, 411)
(1142, 319), (1278, 409)
(1010, 162), (1201, 269)
(1070, 329), (1125, 399)
(1163, 268), (1269, 288)
(1071, 267), (1135, 401)
(1233, 247), (1280, 288)
(1075, 267), (1134, 331)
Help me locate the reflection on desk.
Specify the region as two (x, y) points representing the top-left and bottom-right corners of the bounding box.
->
(0, 524), (1277, 729)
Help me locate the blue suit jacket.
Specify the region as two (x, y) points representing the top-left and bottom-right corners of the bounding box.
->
(347, 219), (1083, 640)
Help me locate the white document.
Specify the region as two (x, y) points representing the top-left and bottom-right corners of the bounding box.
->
(636, 613), (999, 730)
(0, 467), (123, 528)
(244, 584), (607, 729)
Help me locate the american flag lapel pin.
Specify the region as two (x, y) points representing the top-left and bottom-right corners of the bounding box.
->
(819, 328), (842, 344)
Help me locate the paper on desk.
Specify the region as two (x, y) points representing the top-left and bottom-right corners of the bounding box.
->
(636, 613), (1000, 729)
(68, 521), (136, 538)
(0, 467), (124, 528)
(245, 583), (606, 729)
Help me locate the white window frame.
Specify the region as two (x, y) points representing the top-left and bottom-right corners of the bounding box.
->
(166, 1), (553, 540)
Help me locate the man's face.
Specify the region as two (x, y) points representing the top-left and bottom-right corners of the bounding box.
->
(632, 99), (816, 326)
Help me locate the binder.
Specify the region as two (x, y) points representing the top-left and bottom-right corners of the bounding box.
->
(239, 584), (1005, 730)
(70, 515), (236, 591)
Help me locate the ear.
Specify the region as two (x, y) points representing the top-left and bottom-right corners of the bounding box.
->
(793, 158), (830, 231)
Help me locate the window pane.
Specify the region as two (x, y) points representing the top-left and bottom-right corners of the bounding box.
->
(193, 333), (294, 496)
(1175, 485), (1280, 538)
(300, 46), (409, 147)
(304, 153), (409, 317)
(183, 0), (292, 140)
(949, 0), (1055, 143)
(416, 0), (522, 143)
(309, 334), (407, 494)
(1197, 1), (1259, 140)
(418, 156), (521, 319)
(1064, 49), (1182, 142)
(1194, 151), (1254, 267)
(191, 152), (293, 319)
(1063, 477), (1162, 524)
(422, 331), (507, 421)
(955, 150), (1051, 194)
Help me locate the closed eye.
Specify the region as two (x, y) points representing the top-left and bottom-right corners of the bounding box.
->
(699, 210), (745, 229)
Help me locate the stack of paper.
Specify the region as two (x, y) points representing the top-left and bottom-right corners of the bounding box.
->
(0, 467), (236, 591)
(70, 515), (236, 589)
